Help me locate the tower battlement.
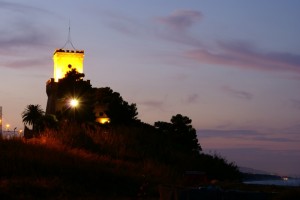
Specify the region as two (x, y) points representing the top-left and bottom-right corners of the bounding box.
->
(54, 48), (84, 54)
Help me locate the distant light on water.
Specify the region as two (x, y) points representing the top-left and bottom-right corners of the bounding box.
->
(244, 178), (300, 187)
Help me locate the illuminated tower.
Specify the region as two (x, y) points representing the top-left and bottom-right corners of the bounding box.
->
(53, 25), (84, 82)
(46, 26), (85, 114)
(45, 28), (109, 124)
(53, 48), (84, 82)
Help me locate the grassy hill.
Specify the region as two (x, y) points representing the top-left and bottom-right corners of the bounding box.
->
(1, 137), (162, 199)
(0, 122), (242, 199)
(1, 127), (300, 199)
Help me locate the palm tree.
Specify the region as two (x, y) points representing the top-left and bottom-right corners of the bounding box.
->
(22, 104), (44, 133)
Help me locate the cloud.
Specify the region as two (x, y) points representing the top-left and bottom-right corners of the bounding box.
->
(0, 1), (58, 68)
(185, 93), (199, 104)
(107, 21), (140, 36)
(0, 57), (50, 69)
(157, 10), (203, 31)
(283, 123), (300, 135)
(197, 129), (297, 143)
(155, 10), (300, 75)
(222, 85), (253, 100)
(0, 1), (52, 14)
(198, 129), (260, 138)
(252, 136), (294, 143)
(0, 25), (51, 51)
(156, 10), (203, 47)
(105, 14), (144, 37)
(91, 9), (147, 37)
(186, 40), (300, 74)
(140, 100), (165, 110)
(290, 99), (300, 110)
(0, 2), (56, 51)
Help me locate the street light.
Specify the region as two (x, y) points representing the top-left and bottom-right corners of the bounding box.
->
(69, 98), (79, 121)
(6, 124), (10, 131)
(70, 98), (79, 108)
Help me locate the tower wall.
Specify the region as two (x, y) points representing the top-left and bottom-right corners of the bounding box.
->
(46, 78), (58, 115)
(53, 49), (84, 82)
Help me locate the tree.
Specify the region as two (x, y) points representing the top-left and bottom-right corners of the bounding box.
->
(93, 87), (138, 125)
(22, 104), (44, 133)
(53, 69), (138, 124)
(38, 114), (59, 131)
(154, 114), (202, 155)
(56, 68), (95, 123)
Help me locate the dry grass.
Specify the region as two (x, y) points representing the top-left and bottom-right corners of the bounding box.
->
(1, 130), (299, 199)
(0, 128), (176, 199)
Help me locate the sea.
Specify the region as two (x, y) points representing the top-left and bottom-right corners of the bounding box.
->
(244, 178), (300, 187)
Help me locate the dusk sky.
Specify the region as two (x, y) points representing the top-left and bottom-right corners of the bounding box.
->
(0, 0), (299, 176)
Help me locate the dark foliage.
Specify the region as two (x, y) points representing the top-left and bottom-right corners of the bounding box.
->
(55, 69), (138, 125)
(155, 114), (202, 156)
(37, 114), (59, 132)
(0, 139), (141, 199)
(93, 87), (138, 125)
(20, 68), (241, 195)
(56, 69), (95, 123)
(22, 104), (44, 133)
(195, 153), (241, 181)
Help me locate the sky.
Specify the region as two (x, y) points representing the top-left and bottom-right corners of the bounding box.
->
(0, 0), (299, 176)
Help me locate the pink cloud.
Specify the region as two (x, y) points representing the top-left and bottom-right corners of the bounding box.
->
(156, 11), (300, 74)
(141, 100), (164, 110)
(197, 129), (296, 143)
(1, 57), (50, 69)
(186, 40), (300, 74)
(156, 10), (203, 47)
(222, 86), (253, 100)
(185, 93), (199, 104)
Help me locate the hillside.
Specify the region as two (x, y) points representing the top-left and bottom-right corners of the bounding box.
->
(1, 131), (300, 199)
(0, 122), (241, 199)
(0, 138), (154, 199)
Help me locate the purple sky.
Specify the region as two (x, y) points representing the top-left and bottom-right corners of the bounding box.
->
(0, 0), (299, 176)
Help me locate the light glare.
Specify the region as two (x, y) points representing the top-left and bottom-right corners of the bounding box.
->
(70, 99), (79, 107)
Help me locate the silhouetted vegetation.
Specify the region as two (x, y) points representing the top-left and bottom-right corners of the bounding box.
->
(55, 69), (95, 123)
(22, 104), (44, 133)
(155, 114), (202, 155)
(93, 87), (138, 125)
(13, 70), (249, 198)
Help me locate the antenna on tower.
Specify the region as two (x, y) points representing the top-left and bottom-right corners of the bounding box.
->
(62, 19), (76, 50)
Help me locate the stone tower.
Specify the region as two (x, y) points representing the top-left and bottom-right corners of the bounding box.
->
(46, 20), (85, 116)
(53, 49), (84, 82)
(46, 48), (85, 115)
(45, 29), (110, 124)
